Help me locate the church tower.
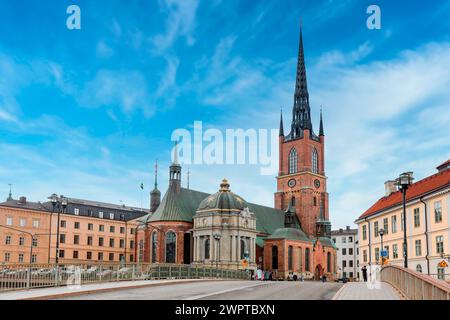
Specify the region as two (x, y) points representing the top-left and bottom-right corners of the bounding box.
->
(150, 160), (161, 213)
(275, 25), (330, 238)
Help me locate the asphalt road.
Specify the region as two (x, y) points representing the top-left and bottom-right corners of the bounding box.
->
(59, 280), (343, 300)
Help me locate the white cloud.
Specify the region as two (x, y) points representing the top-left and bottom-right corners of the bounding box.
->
(96, 41), (114, 58)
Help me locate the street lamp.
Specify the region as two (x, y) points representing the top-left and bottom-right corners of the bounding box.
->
(213, 234), (221, 270)
(396, 172), (414, 269)
(49, 194), (68, 265)
(379, 228), (384, 265)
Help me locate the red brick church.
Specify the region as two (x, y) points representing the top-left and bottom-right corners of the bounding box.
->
(134, 26), (336, 280)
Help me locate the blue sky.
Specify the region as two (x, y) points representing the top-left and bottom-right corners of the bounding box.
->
(0, 0), (449, 228)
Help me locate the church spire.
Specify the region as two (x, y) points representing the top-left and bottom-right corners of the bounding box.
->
(291, 23), (313, 138)
(279, 108), (284, 136)
(154, 160), (158, 190)
(169, 141), (182, 193)
(7, 184), (12, 201)
(319, 107), (324, 136)
(150, 160), (161, 213)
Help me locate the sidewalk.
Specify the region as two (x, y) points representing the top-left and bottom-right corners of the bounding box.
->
(333, 282), (402, 300)
(0, 279), (213, 300)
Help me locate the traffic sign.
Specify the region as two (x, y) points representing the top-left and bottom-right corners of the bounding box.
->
(380, 250), (388, 257)
(438, 260), (448, 268)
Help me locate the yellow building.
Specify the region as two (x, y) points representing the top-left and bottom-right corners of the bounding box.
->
(355, 160), (450, 282)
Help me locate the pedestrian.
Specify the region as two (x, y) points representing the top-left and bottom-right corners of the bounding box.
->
(362, 265), (368, 282)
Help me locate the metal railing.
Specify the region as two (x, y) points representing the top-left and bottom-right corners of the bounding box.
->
(380, 265), (450, 300)
(0, 263), (250, 292)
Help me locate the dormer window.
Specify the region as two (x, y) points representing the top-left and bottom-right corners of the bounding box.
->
(74, 208), (79, 215)
(109, 213), (114, 220)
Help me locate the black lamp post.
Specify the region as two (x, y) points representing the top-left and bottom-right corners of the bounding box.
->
(379, 228), (384, 265)
(396, 172), (414, 269)
(49, 194), (68, 265)
(213, 234), (221, 270)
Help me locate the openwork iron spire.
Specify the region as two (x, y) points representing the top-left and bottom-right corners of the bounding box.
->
(319, 107), (324, 136)
(291, 25), (313, 138)
(279, 108), (284, 136)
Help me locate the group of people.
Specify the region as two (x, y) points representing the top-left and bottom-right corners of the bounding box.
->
(252, 269), (306, 281)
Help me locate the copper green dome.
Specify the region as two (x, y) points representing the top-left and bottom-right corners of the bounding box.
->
(266, 227), (310, 242)
(197, 179), (248, 213)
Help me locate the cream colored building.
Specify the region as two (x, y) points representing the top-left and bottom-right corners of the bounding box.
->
(355, 160), (450, 282)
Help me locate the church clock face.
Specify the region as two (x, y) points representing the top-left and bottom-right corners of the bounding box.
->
(314, 179), (321, 189)
(288, 179), (296, 188)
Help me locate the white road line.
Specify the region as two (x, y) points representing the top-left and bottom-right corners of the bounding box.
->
(183, 282), (270, 300)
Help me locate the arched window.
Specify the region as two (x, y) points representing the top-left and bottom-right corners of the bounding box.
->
(240, 239), (246, 259)
(416, 264), (422, 273)
(305, 248), (310, 272)
(312, 148), (319, 174)
(289, 148), (298, 174)
(327, 252), (331, 273)
(288, 246), (293, 270)
(204, 237), (210, 260)
(165, 231), (176, 263)
(298, 247), (303, 272)
(272, 246), (278, 270)
(291, 197), (296, 207)
(151, 231), (158, 263)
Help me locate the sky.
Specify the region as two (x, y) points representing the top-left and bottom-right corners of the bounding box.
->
(0, 0), (449, 229)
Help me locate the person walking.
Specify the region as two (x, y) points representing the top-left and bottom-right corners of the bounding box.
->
(362, 265), (368, 282)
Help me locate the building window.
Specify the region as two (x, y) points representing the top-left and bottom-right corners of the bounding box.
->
(99, 237), (104, 247)
(436, 236), (444, 254)
(138, 240), (143, 263)
(349, 272), (354, 278)
(342, 248), (347, 255)
(109, 238), (115, 248)
(110, 226), (115, 233)
(313, 197), (317, 206)
(109, 253), (114, 261)
(120, 214), (125, 221)
(99, 212), (104, 219)
(437, 267), (445, 280)
(5, 235), (11, 245)
(32, 238), (38, 247)
(393, 244), (398, 259)
(87, 236), (93, 246)
(4, 253), (10, 262)
(362, 225), (367, 240)
(374, 221), (379, 237)
(120, 239), (125, 248)
(151, 232), (157, 263)
(19, 237), (25, 246)
(99, 225), (104, 232)
(332, 238), (336, 244)
(349, 260), (354, 268)
(434, 201), (442, 223)
(415, 240), (422, 256)
(88, 223), (93, 231)
(327, 252), (331, 272)
(130, 255), (134, 262)
(119, 254), (124, 262)
(375, 248), (380, 262)
(298, 247), (303, 271)
(204, 237), (210, 260)
(32, 219), (40, 228)
(305, 248), (310, 272)
(383, 218), (388, 235)
(87, 252), (92, 260)
(349, 236), (353, 243)
(6, 217), (13, 226)
(74, 222), (80, 229)
(342, 260), (347, 268)
(288, 246), (293, 270)
(73, 251), (79, 259)
(240, 239), (246, 259)
(31, 254), (37, 263)
(130, 240), (135, 249)
(120, 227), (125, 234)
(109, 213), (114, 220)
(349, 248), (353, 255)
(87, 209), (93, 217)
(165, 231), (176, 263)
(74, 208), (79, 215)
(288, 148), (298, 174)
(414, 208), (420, 228)
(312, 148), (319, 174)
(59, 250), (65, 258)
(363, 250), (367, 262)
(272, 246), (278, 270)
(60, 234), (66, 244)
(18, 253), (25, 263)
(74, 235), (79, 245)
(391, 215), (397, 233)
(61, 220), (67, 228)
(20, 218), (26, 227)
(291, 197), (296, 207)
(416, 264), (422, 273)
(384, 246), (390, 259)
(98, 252), (103, 261)
(342, 237), (346, 244)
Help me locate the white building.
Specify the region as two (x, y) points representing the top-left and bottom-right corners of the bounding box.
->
(331, 226), (359, 280)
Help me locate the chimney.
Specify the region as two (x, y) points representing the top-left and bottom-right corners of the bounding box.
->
(19, 196), (27, 204)
(346, 226), (350, 231)
(384, 180), (397, 197)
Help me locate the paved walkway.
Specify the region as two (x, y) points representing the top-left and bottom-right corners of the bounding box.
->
(0, 279), (212, 300)
(333, 282), (402, 300)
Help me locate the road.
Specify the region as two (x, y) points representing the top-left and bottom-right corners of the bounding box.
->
(58, 280), (342, 300)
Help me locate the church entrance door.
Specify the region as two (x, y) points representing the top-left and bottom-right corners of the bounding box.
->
(314, 264), (323, 280)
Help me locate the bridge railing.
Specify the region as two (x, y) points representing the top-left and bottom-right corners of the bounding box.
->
(0, 263), (250, 292)
(380, 265), (450, 300)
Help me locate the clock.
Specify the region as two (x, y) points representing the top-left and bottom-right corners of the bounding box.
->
(314, 179), (321, 189)
(288, 179), (296, 188)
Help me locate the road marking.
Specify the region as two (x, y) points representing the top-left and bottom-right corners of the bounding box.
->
(184, 282), (270, 300)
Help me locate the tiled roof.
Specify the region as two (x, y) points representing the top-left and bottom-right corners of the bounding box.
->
(0, 199), (52, 212)
(357, 167), (450, 221)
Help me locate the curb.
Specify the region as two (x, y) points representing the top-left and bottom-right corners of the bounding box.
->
(331, 282), (348, 300)
(20, 279), (228, 300)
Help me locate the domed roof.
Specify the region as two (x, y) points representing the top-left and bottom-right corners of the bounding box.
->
(266, 227), (310, 242)
(197, 179), (248, 213)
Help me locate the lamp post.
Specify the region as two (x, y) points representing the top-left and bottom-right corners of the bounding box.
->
(396, 172), (414, 269)
(213, 234), (221, 270)
(49, 194), (68, 265)
(379, 228), (384, 265)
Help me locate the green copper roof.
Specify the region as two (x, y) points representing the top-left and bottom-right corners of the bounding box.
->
(148, 187), (209, 223)
(266, 227), (311, 242)
(315, 237), (337, 249)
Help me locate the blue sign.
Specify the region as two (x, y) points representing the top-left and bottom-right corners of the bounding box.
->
(380, 250), (388, 257)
